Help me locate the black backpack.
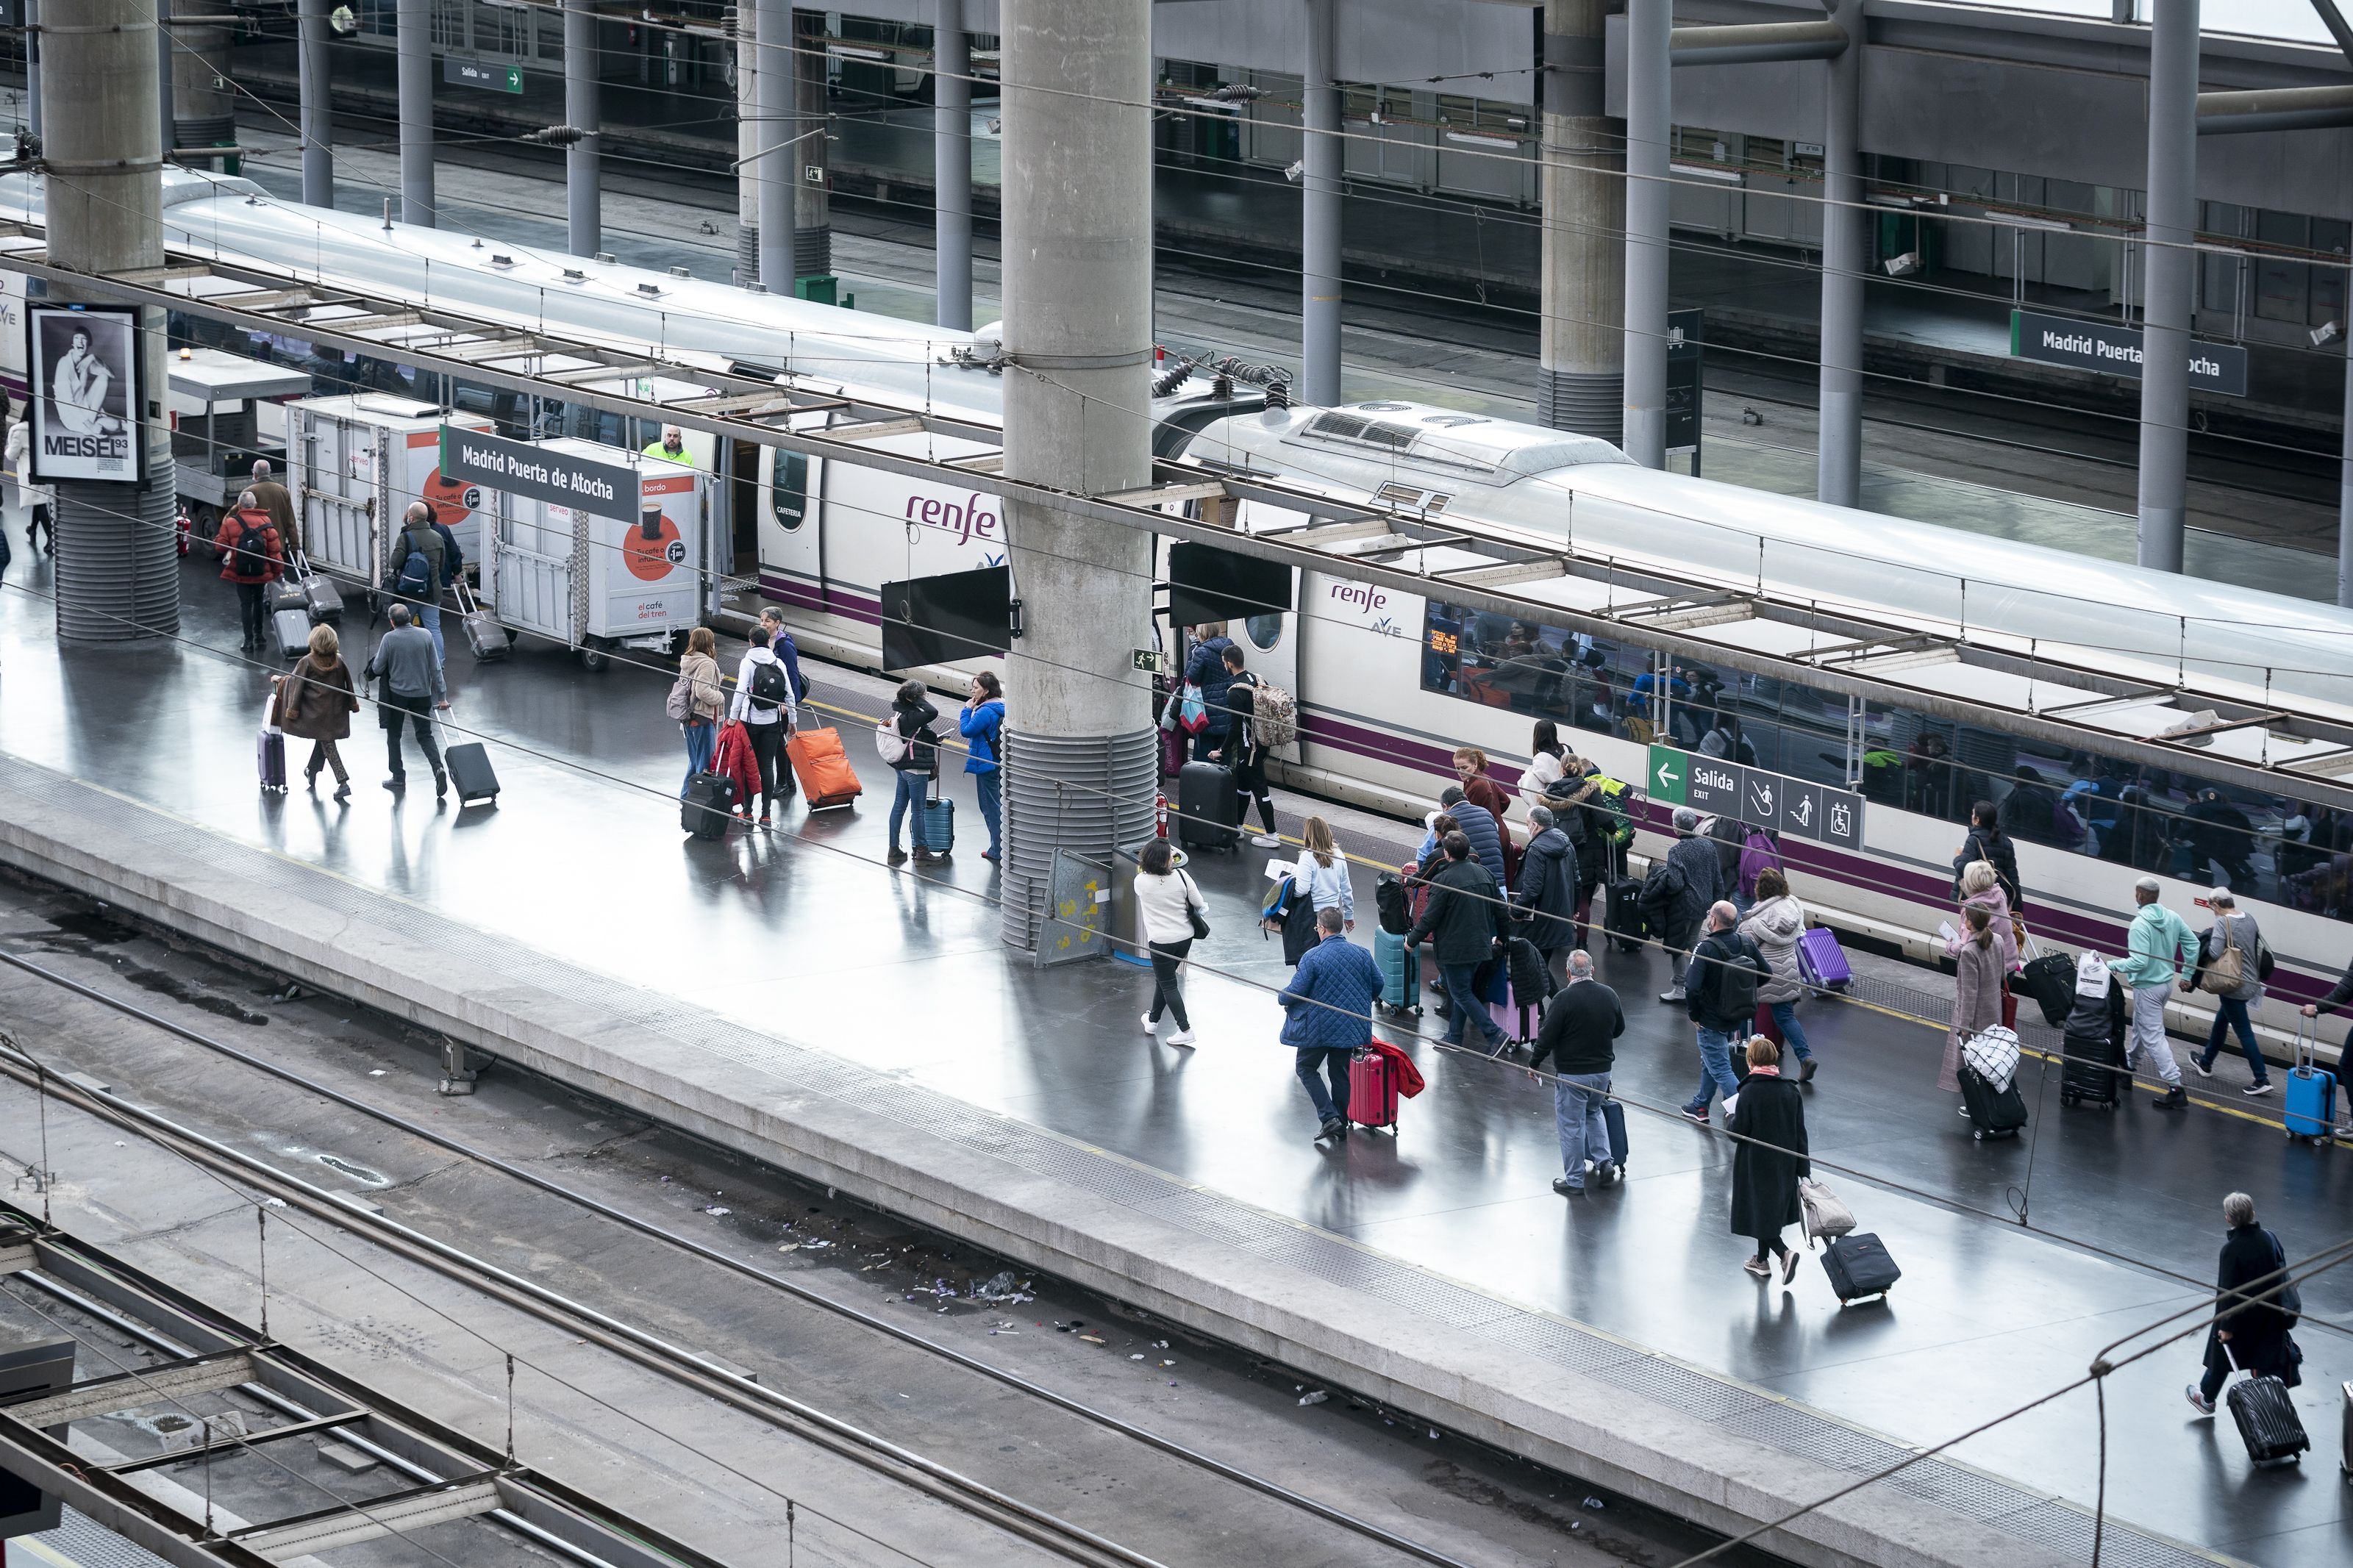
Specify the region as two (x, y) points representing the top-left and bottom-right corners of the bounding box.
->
(1711, 935), (1764, 1021)
(1374, 873), (1411, 935)
(748, 659), (790, 713)
(226, 515), (267, 576)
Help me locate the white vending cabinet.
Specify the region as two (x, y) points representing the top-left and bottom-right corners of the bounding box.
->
(292, 396), (494, 592)
(485, 439), (708, 670)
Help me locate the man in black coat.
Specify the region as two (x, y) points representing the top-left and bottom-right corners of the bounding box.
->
(1407, 831), (1508, 1055)
(2186, 1191), (2301, 1415)
(1679, 901), (1768, 1126)
(1516, 805), (1581, 975)
(1527, 951), (1624, 1195)
(1648, 806), (1727, 1003)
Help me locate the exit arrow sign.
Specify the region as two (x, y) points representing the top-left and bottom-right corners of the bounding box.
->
(1646, 744), (1686, 806)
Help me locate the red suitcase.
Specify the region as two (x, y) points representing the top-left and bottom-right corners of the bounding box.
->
(1348, 1048), (1399, 1133)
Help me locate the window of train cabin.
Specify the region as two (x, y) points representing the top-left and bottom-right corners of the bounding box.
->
(771, 451), (810, 531)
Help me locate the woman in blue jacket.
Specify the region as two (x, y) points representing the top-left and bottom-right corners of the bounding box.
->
(958, 670), (1006, 862)
(1184, 623), (1238, 762)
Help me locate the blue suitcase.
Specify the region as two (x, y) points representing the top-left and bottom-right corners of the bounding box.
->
(918, 790), (955, 854)
(1599, 1098), (1629, 1173)
(2285, 1020), (2337, 1142)
(1374, 926), (1420, 1015)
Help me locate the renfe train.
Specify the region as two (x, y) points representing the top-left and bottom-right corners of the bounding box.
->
(10, 170), (2351, 1038)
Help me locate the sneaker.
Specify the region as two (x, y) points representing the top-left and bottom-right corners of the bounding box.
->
(434, 771), (448, 801)
(757, 813), (771, 827)
(1250, 834), (1281, 848)
(1317, 1119), (1344, 1143)
(1551, 1177), (1586, 1197)
(382, 775), (406, 792)
(2243, 1081), (2273, 1098)
(1658, 987), (1686, 1003)
(2192, 1058), (2214, 1078)
(1679, 1106), (1710, 1127)
(982, 849), (999, 862)
(887, 848), (908, 866)
(1782, 1247), (1802, 1284)
(1141, 1013), (1158, 1035)
(2184, 1384), (2215, 1417)
(2153, 1084), (2188, 1110)
(1799, 1058), (1817, 1084)
(1742, 1257), (1772, 1281)
(1165, 1028), (1197, 1048)
(332, 783), (351, 802)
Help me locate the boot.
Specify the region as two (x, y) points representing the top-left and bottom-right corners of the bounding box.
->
(2153, 1084), (2188, 1111)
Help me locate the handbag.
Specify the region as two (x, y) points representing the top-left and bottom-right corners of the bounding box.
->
(1160, 686), (1182, 732)
(2268, 1231), (2303, 1328)
(1178, 682), (1209, 735)
(1182, 872), (1211, 941)
(2199, 923), (2246, 994)
(1798, 1178), (1855, 1246)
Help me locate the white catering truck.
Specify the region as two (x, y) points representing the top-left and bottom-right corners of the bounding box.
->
(291, 395), (496, 596)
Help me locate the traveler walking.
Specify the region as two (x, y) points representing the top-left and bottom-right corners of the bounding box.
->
(213, 491), (285, 652)
(2299, 952), (2353, 1021)
(1293, 815), (1354, 931)
(1649, 806), (1727, 1003)
(2184, 1192), (2302, 1416)
(1729, 1035), (1810, 1284)
(273, 622), (359, 800)
(1679, 901), (1768, 1124)
(757, 606), (810, 714)
(1184, 622), (1238, 762)
(1279, 906), (1384, 1142)
(365, 604), (447, 796)
(1135, 837), (1204, 1046)
(1953, 800), (2024, 909)
(671, 626), (725, 796)
(1436, 784), (1509, 892)
(1527, 950), (1623, 1194)
(2191, 891), (2271, 1095)
(1407, 830), (1510, 1055)
(386, 502), (449, 667)
(727, 625), (795, 824)
(4, 398), (51, 554)
(1516, 805), (1581, 976)
(1454, 746), (1518, 883)
(246, 459), (300, 556)
(1943, 904), (2004, 1098)
(1518, 720), (1568, 817)
(2113, 875), (2199, 1109)
(1739, 867), (1815, 1081)
(884, 679), (943, 865)
(1209, 644), (1281, 847)
(958, 670), (1005, 862)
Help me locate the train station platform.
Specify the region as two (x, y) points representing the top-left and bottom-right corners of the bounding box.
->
(0, 554), (2348, 1568)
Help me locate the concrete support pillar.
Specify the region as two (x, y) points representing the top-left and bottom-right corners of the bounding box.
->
(935, 0), (974, 330)
(565, 0), (600, 256)
(2339, 340), (2353, 606)
(1816, 0), (1865, 508)
(155, 0), (174, 156)
(25, 0), (40, 140)
(168, 16), (235, 155)
(1299, 0), (1342, 408)
(397, 0), (433, 226)
(297, 0), (332, 207)
(795, 8), (830, 277)
(998, 0), (1157, 950)
(2136, 0), (2198, 574)
(45, 0), (176, 642)
(1621, 0), (1671, 468)
(1538, 0), (1624, 440)
(735, 7), (758, 281)
(755, 0), (794, 294)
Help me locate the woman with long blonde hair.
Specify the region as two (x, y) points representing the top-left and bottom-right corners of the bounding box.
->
(1294, 815), (1354, 932)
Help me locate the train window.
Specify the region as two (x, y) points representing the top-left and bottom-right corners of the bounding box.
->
(1243, 613), (1282, 651)
(772, 451), (810, 532)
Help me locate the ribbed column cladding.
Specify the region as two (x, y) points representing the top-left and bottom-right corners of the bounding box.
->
(1537, 368), (1625, 446)
(54, 426), (179, 642)
(998, 728), (1158, 951)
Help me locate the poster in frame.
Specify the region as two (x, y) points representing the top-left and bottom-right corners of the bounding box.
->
(26, 302), (143, 483)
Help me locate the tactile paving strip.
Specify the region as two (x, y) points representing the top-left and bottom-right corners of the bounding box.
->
(0, 758), (2237, 1568)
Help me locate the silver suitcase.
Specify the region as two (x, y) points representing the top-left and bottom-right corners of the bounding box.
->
(453, 577), (509, 663)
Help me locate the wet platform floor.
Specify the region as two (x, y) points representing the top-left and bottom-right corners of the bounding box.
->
(1, 551), (2349, 1568)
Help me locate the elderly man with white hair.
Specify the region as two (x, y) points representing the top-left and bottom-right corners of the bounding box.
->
(1527, 950), (1624, 1195)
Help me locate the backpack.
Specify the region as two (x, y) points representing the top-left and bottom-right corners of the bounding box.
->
(1710, 936), (1764, 1021)
(226, 515), (268, 577)
(874, 718), (911, 764)
(747, 657), (790, 715)
(1374, 873), (1411, 935)
(1252, 681), (1297, 751)
(393, 538), (432, 599)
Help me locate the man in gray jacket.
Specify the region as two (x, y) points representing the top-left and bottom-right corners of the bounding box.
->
(1650, 806), (1728, 1002)
(365, 604), (449, 797)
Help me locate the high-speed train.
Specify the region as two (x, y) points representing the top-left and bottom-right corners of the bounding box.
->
(13, 169), (2351, 1023)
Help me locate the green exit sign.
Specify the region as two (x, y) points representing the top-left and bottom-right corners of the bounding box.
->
(443, 57), (524, 94)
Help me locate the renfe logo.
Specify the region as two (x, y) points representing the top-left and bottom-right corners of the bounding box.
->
(1329, 581), (1388, 614)
(905, 491), (1001, 548)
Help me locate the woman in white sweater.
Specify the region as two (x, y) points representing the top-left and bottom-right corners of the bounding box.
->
(1135, 837), (1206, 1045)
(1293, 816), (1354, 931)
(1518, 718), (1568, 819)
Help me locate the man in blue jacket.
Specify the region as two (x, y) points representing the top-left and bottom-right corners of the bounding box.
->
(1279, 907), (1384, 1142)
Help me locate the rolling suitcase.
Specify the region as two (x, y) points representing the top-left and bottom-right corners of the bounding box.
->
(1374, 926), (1421, 1016)
(1820, 1232), (1901, 1303)
(919, 781), (955, 854)
(267, 565), (306, 615)
(1957, 1062), (2027, 1141)
(1348, 1048), (1399, 1132)
(256, 699), (286, 793)
(2222, 1345), (2310, 1465)
(1599, 1098), (1629, 1173)
(2059, 1029), (2126, 1110)
(682, 772), (735, 840)
(290, 550), (343, 623)
(1796, 926), (1851, 991)
(442, 734), (500, 806)
(785, 723), (863, 809)
(1604, 875), (1647, 954)
(1176, 760), (1238, 851)
(2285, 1017), (2338, 1142)
(2339, 1381), (2351, 1477)
(2018, 942), (2077, 1028)
(271, 605), (311, 659)
(451, 576), (507, 663)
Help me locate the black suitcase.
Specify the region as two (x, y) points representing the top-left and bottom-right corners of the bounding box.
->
(1957, 1063), (2028, 1140)
(271, 605), (311, 659)
(1604, 875), (1647, 954)
(2338, 1380), (2350, 1476)
(443, 740), (500, 805)
(2019, 950), (2077, 1028)
(2224, 1356), (2309, 1465)
(682, 772), (734, 839)
(2060, 1028), (2126, 1109)
(1176, 760), (1238, 851)
(1821, 1232), (1901, 1303)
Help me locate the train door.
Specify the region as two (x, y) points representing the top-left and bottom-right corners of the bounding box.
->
(729, 440), (762, 574)
(760, 437), (824, 604)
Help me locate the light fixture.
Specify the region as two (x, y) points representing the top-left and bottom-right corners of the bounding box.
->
(2311, 320), (2342, 346)
(1884, 251), (1922, 277)
(1283, 160), (1303, 183)
(329, 4), (356, 35)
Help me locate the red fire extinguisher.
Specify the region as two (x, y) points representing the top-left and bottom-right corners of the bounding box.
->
(1154, 792), (1169, 839)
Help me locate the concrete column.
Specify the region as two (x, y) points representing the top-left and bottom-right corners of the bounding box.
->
(168, 15), (235, 156)
(755, 0), (794, 293)
(297, 0), (332, 206)
(397, 0), (433, 226)
(935, 0), (974, 329)
(1816, 0), (1865, 507)
(155, 0), (173, 157)
(1538, 0), (1624, 440)
(25, 0), (40, 140)
(2136, 0), (2198, 574)
(1621, 0), (1671, 468)
(998, 0), (1157, 949)
(45, 0), (176, 642)
(735, 7), (757, 281)
(565, 0), (599, 255)
(795, 7), (830, 277)
(2339, 338), (2353, 606)
(1299, 0), (1342, 408)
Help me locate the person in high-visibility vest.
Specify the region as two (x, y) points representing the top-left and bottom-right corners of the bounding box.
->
(643, 426), (695, 467)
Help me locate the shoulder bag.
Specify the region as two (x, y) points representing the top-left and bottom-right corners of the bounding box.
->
(1182, 871), (1211, 941)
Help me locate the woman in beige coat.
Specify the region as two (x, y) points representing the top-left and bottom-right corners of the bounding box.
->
(1943, 903), (2004, 1095)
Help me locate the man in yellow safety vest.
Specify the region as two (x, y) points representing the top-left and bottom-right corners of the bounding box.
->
(643, 426), (695, 467)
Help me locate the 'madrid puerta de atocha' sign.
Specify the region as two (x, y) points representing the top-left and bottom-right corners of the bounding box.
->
(438, 426), (638, 519)
(1646, 745), (1865, 852)
(2009, 308), (2248, 398)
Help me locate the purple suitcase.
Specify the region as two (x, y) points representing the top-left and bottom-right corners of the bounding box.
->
(1796, 926), (1851, 991)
